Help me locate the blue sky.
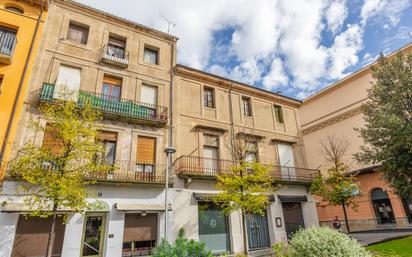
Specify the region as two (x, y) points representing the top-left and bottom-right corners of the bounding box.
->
(77, 0), (412, 99)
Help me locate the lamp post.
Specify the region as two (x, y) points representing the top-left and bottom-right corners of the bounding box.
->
(164, 146), (176, 240)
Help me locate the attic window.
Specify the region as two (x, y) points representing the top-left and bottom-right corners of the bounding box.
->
(5, 6), (24, 14)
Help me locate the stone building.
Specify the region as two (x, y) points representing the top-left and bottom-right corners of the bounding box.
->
(0, 0), (319, 256)
(300, 43), (412, 232)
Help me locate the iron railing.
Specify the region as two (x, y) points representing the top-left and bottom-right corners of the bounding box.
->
(0, 28), (16, 57)
(39, 83), (168, 124)
(174, 155), (319, 183)
(84, 161), (167, 184)
(101, 44), (129, 66)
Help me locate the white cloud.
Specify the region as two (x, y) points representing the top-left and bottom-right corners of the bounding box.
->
(75, 0), (408, 98)
(263, 58), (289, 90)
(326, 0), (348, 34)
(361, 0), (410, 26)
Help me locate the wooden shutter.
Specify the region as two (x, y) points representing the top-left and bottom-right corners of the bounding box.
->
(97, 131), (118, 142)
(123, 213), (157, 242)
(42, 124), (64, 155)
(136, 136), (156, 163)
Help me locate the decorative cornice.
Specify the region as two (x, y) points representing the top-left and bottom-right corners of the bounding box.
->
(302, 107), (362, 135)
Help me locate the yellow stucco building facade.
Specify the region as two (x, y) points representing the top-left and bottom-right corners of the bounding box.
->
(0, 0), (48, 179)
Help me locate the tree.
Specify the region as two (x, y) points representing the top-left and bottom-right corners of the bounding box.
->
(310, 136), (360, 233)
(355, 52), (412, 198)
(9, 98), (110, 257)
(211, 133), (278, 255)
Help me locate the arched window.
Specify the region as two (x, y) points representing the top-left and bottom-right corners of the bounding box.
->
(371, 188), (389, 200)
(5, 5), (24, 14)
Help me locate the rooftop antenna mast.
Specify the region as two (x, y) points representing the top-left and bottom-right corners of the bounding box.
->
(160, 14), (176, 35)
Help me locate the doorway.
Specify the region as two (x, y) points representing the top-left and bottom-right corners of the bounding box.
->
(246, 212), (270, 250)
(282, 202), (305, 238)
(371, 188), (395, 224)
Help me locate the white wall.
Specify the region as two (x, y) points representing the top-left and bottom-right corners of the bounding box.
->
(0, 213), (18, 257)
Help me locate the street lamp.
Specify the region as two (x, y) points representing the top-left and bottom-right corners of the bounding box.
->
(164, 146), (176, 240)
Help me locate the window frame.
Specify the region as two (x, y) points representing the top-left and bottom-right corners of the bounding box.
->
(107, 34), (126, 59)
(66, 21), (89, 45)
(242, 96), (252, 116)
(273, 104), (284, 124)
(203, 87), (215, 109)
(143, 45), (159, 65)
(80, 213), (106, 257)
(5, 6), (24, 14)
(0, 26), (17, 58)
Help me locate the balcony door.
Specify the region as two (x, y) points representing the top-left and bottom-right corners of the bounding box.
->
(102, 76), (122, 101)
(203, 134), (219, 175)
(55, 65), (81, 101)
(277, 143), (296, 180)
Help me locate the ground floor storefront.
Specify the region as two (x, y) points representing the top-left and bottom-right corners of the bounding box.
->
(173, 183), (319, 255)
(0, 183), (319, 257)
(317, 171), (412, 232)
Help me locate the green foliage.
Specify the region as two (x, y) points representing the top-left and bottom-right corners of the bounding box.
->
(10, 99), (110, 217)
(153, 228), (213, 257)
(355, 52), (412, 197)
(212, 162), (278, 215)
(287, 226), (372, 257)
(367, 236), (412, 256)
(310, 160), (359, 208)
(272, 241), (288, 257)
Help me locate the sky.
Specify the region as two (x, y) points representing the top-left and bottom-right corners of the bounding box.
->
(77, 0), (412, 99)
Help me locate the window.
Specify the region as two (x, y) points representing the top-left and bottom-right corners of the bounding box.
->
(55, 65), (81, 100)
(0, 26), (17, 57)
(122, 213), (158, 256)
(106, 35), (126, 59)
(198, 202), (230, 254)
(203, 134), (219, 174)
(274, 104), (284, 124)
(136, 136), (156, 173)
(242, 96), (252, 116)
(245, 142), (258, 163)
(140, 84), (158, 106)
(5, 6), (24, 14)
(102, 76), (122, 101)
(81, 215), (105, 257)
(203, 87), (215, 108)
(0, 76), (3, 94)
(143, 46), (159, 64)
(67, 21), (89, 44)
(97, 131), (118, 165)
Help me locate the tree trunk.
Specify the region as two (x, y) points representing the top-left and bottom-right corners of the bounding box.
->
(241, 210), (249, 255)
(341, 201), (350, 233)
(46, 205), (57, 257)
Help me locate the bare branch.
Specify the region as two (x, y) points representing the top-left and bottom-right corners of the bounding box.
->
(320, 135), (349, 168)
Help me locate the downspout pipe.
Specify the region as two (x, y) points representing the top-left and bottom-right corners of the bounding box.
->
(0, 1), (45, 173)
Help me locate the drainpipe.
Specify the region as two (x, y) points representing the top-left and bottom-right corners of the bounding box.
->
(0, 0), (45, 176)
(164, 37), (177, 241)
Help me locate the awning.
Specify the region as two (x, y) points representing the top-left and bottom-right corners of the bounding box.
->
(115, 203), (172, 212)
(193, 193), (216, 201)
(193, 193), (276, 202)
(1, 203), (71, 213)
(278, 195), (307, 202)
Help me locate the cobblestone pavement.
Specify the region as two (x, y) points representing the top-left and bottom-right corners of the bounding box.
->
(350, 231), (412, 246)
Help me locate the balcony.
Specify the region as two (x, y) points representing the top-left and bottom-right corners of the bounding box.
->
(39, 83), (168, 126)
(0, 28), (17, 64)
(174, 155), (319, 185)
(84, 161), (168, 185)
(100, 44), (129, 68)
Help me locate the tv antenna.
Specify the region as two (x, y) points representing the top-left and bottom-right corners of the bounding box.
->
(160, 14), (176, 34)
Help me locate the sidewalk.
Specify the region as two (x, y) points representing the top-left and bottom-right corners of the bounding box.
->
(350, 230), (412, 246)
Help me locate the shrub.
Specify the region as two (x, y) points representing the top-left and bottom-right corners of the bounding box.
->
(287, 226), (372, 257)
(153, 228), (213, 257)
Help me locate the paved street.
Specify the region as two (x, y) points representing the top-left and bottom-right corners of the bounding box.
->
(351, 231), (412, 246)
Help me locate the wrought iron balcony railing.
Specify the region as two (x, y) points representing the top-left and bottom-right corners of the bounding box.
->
(101, 44), (129, 67)
(174, 155), (319, 184)
(84, 161), (168, 184)
(39, 83), (168, 125)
